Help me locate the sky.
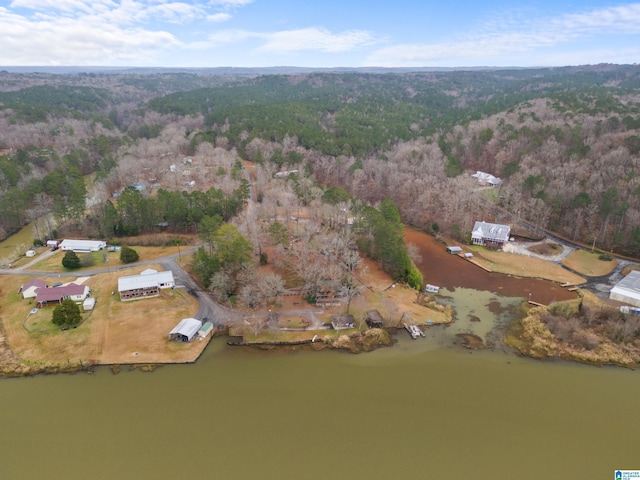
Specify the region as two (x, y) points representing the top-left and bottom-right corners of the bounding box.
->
(1, 0), (640, 68)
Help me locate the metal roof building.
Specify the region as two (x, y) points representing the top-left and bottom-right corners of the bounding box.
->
(169, 318), (202, 342)
(198, 321), (214, 338)
(60, 239), (107, 252)
(610, 270), (640, 308)
(117, 270), (175, 301)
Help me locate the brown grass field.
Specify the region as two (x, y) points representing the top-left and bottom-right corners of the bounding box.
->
(562, 249), (618, 277)
(0, 263), (203, 368)
(25, 245), (185, 272)
(469, 247), (586, 285)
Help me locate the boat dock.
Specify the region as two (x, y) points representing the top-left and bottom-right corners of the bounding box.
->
(404, 323), (424, 339)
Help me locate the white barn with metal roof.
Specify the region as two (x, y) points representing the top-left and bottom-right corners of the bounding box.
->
(59, 239), (107, 252)
(610, 270), (640, 308)
(169, 318), (202, 342)
(471, 221), (511, 248)
(117, 269), (175, 301)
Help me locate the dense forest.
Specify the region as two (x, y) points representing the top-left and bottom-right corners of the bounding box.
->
(1, 65), (640, 257)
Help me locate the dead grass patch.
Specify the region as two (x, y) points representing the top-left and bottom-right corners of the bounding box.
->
(527, 242), (562, 256)
(25, 245), (186, 273)
(562, 249), (618, 277)
(0, 264), (203, 368)
(470, 248), (585, 285)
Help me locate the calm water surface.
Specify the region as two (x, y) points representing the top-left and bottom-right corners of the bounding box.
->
(1, 227), (636, 479)
(1, 336), (638, 480)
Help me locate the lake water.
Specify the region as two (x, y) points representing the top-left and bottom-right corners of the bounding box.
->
(0, 224), (634, 479)
(1, 337), (638, 480)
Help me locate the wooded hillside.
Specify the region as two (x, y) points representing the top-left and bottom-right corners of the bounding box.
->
(1, 65), (639, 256)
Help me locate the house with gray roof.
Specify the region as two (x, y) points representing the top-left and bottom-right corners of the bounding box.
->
(117, 269), (175, 301)
(471, 221), (511, 249)
(472, 171), (502, 187)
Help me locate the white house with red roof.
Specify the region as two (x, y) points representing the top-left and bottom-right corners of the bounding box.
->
(19, 278), (47, 299)
(35, 283), (90, 307)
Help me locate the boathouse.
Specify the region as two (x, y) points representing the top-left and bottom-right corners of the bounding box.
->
(446, 246), (463, 254)
(471, 221), (511, 249)
(169, 318), (202, 342)
(365, 310), (384, 329)
(610, 270), (640, 308)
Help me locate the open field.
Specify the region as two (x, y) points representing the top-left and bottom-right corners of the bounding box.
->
(469, 247), (586, 285)
(24, 245), (185, 272)
(562, 249), (618, 277)
(0, 263), (203, 369)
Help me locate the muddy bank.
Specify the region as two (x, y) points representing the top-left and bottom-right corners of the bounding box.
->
(405, 228), (576, 305)
(229, 328), (396, 354)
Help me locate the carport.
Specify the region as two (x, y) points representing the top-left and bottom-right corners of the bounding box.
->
(168, 318), (202, 342)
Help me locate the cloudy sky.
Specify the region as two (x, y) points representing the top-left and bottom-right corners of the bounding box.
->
(1, 0), (640, 67)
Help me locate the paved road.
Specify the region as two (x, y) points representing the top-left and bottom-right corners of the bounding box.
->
(158, 257), (242, 327)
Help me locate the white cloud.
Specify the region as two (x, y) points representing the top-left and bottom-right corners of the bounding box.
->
(136, 2), (207, 24)
(368, 3), (640, 66)
(257, 27), (376, 54)
(9, 0), (115, 13)
(204, 27), (377, 54)
(556, 3), (640, 33)
(207, 12), (231, 22)
(208, 0), (254, 6)
(0, 4), (181, 65)
(206, 29), (255, 45)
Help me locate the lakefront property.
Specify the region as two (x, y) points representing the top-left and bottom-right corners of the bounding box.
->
(471, 221), (511, 249)
(117, 268), (175, 301)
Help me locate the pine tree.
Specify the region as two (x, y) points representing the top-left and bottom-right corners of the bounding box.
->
(62, 250), (81, 269)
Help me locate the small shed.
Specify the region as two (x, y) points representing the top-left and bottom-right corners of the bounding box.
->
(446, 246), (462, 254)
(25, 250), (36, 257)
(331, 314), (355, 330)
(83, 297), (96, 311)
(46, 240), (59, 248)
(198, 321), (214, 339)
(169, 318), (202, 342)
(365, 310), (384, 329)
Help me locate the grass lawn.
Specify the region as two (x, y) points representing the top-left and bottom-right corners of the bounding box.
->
(27, 245), (185, 273)
(0, 263), (203, 367)
(470, 247), (586, 285)
(562, 250), (618, 277)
